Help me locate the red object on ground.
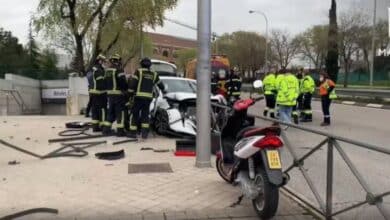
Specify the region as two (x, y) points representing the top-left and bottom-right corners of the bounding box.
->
(174, 151), (196, 157)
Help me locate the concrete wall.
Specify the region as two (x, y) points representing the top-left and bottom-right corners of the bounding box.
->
(0, 74), (90, 116)
(5, 74), (41, 113)
(67, 76), (89, 116)
(0, 74), (41, 115)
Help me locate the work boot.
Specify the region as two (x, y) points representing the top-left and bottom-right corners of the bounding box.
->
(270, 113), (275, 118)
(92, 126), (102, 132)
(293, 115), (299, 124)
(116, 128), (126, 137)
(126, 132), (137, 139)
(263, 110), (268, 117)
(321, 117), (330, 126)
(320, 122), (330, 126)
(102, 127), (114, 136)
(300, 115), (312, 123)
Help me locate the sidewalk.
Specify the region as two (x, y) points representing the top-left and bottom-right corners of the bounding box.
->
(0, 116), (317, 220)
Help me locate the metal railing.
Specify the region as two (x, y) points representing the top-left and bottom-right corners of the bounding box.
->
(253, 115), (390, 220)
(242, 84), (390, 99)
(0, 89), (39, 114)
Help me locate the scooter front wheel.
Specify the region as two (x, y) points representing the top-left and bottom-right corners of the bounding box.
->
(215, 157), (233, 183)
(252, 168), (279, 219)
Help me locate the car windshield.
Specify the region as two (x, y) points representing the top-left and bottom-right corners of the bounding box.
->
(151, 63), (176, 76)
(161, 79), (197, 93)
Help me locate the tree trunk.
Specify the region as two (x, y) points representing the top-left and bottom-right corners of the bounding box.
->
(343, 59), (349, 88)
(326, 0), (339, 83)
(363, 49), (370, 73)
(74, 34), (85, 74)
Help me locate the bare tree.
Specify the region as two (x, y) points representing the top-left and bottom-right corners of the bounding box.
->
(338, 11), (369, 87)
(270, 29), (300, 69)
(296, 25), (328, 70)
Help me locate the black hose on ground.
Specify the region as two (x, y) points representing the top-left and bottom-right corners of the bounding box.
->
(0, 208), (58, 220)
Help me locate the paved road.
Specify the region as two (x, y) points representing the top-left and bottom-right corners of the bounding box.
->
(250, 101), (390, 220)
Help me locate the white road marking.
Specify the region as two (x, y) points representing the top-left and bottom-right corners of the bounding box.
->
(366, 103), (384, 108)
(342, 101), (356, 105)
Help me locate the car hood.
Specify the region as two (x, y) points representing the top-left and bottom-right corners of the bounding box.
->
(164, 92), (221, 102)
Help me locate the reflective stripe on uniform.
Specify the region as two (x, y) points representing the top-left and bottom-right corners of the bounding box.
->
(100, 109), (106, 126)
(130, 125), (137, 131)
(107, 90), (122, 95)
(136, 69), (144, 96)
(91, 120), (99, 124)
(102, 121), (112, 127)
(141, 123), (149, 128)
(89, 90), (105, 94)
(292, 111), (299, 116)
(136, 92), (153, 98)
(116, 111), (125, 129)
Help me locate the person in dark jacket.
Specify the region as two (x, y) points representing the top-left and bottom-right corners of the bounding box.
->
(319, 71), (337, 126)
(127, 57), (165, 140)
(87, 54), (107, 132)
(226, 67), (242, 101)
(101, 54), (128, 136)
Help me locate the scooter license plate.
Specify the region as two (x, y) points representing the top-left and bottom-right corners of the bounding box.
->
(266, 150), (282, 169)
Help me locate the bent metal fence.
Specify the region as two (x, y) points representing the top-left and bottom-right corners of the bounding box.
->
(253, 115), (390, 220)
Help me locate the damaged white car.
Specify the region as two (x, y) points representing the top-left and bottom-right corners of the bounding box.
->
(150, 77), (225, 137)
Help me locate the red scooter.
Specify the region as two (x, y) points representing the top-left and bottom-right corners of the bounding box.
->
(214, 80), (289, 219)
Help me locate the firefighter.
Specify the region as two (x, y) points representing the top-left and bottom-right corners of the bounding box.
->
(262, 69), (277, 118)
(300, 70), (315, 122)
(296, 68), (305, 116)
(87, 54), (107, 132)
(128, 57), (165, 140)
(276, 70), (299, 124)
(211, 71), (218, 95)
(319, 71), (337, 126)
(275, 69), (286, 118)
(216, 69), (229, 98)
(291, 69), (302, 124)
(226, 67), (242, 101)
(101, 54), (128, 136)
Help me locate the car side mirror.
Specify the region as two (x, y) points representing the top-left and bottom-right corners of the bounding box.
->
(253, 80), (263, 89)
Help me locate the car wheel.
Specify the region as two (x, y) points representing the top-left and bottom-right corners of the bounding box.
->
(154, 109), (169, 135)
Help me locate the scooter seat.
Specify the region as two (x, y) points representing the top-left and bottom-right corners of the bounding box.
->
(243, 126), (281, 138)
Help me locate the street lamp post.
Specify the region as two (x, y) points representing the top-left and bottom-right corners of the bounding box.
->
(369, 0), (377, 87)
(195, 0), (212, 168)
(249, 10), (269, 72)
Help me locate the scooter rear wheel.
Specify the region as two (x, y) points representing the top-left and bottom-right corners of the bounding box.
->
(215, 157), (233, 183)
(252, 168), (279, 219)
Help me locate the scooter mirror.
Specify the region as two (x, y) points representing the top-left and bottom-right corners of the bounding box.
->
(253, 80), (263, 89)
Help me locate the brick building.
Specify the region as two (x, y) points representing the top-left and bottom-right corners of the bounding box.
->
(147, 32), (197, 64)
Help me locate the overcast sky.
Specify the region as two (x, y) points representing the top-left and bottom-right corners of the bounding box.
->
(0, 0), (389, 45)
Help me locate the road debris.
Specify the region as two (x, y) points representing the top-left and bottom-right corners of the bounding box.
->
(8, 160), (20, 165)
(95, 149), (125, 160)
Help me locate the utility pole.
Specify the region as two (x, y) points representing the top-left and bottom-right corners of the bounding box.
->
(249, 10), (269, 72)
(370, 0), (377, 87)
(195, 0), (212, 168)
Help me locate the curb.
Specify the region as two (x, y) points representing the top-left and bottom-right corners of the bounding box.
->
(312, 98), (390, 110)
